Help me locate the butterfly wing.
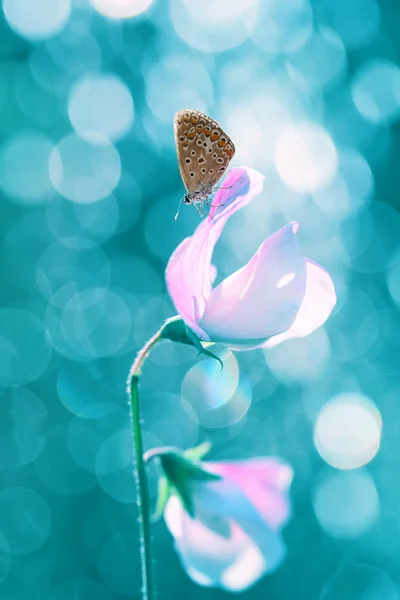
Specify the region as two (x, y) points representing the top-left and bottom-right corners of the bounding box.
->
(174, 109), (235, 199)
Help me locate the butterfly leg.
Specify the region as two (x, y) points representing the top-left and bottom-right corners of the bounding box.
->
(205, 197), (224, 209)
(197, 200), (214, 219)
(194, 202), (205, 218)
(213, 185), (232, 191)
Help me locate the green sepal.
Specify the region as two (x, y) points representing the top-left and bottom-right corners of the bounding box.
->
(158, 450), (221, 518)
(184, 326), (223, 371)
(152, 476), (171, 523)
(160, 316), (223, 370)
(183, 440), (212, 461)
(160, 316), (196, 346)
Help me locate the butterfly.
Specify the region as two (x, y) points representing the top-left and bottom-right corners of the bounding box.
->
(174, 109), (235, 218)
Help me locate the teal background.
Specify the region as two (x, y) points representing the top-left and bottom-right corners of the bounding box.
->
(1, 0), (400, 598)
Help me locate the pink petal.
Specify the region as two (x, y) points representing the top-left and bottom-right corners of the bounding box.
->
(165, 167), (265, 340)
(264, 259), (336, 348)
(206, 458), (293, 529)
(164, 484), (285, 592)
(198, 223), (307, 347)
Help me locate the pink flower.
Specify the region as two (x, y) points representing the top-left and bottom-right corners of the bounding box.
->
(166, 166), (336, 350)
(164, 457), (293, 592)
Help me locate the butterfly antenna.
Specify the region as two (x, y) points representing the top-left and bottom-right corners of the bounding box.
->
(174, 196), (185, 221)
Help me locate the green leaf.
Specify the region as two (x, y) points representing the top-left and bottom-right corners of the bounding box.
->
(152, 476), (171, 522)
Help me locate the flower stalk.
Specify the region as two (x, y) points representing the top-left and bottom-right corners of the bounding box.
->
(127, 327), (164, 600)
(127, 316), (216, 599)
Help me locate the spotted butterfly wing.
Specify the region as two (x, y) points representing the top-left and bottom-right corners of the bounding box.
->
(174, 109), (235, 203)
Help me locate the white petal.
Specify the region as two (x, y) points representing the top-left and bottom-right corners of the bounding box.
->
(164, 491), (284, 593)
(265, 258), (336, 348)
(199, 223), (307, 346)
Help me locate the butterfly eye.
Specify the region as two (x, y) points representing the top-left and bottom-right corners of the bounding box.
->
(185, 158), (191, 164)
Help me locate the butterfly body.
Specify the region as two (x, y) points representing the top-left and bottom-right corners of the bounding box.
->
(174, 109), (235, 215)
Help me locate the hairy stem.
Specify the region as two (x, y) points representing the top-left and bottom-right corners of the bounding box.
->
(127, 328), (163, 600)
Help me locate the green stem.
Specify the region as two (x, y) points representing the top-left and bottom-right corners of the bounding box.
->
(127, 327), (163, 600)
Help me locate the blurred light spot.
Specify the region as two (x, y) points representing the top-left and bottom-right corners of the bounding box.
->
(57, 362), (117, 419)
(60, 287), (132, 358)
(81, 497), (129, 566)
(68, 74), (134, 142)
(95, 430), (135, 503)
(181, 348), (251, 428)
(314, 393), (382, 470)
(3, 0), (70, 41)
(46, 194), (119, 243)
(34, 426), (96, 495)
(313, 147), (373, 220)
(328, 0), (381, 51)
(0, 388), (46, 468)
(274, 123), (338, 192)
(331, 288), (379, 361)
(342, 202), (400, 274)
(37, 237), (111, 303)
(66, 418), (103, 473)
(49, 578), (113, 600)
(387, 251), (400, 307)
(146, 56), (213, 128)
(351, 60), (400, 124)
(264, 329), (330, 384)
(132, 295), (171, 349)
(97, 530), (137, 595)
(89, 0), (154, 19)
(320, 564), (398, 600)
(286, 28), (347, 90)
(0, 534), (11, 584)
(170, 0), (257, 53)
(251, 0), (312, 55)
(0, 309), (52, 387)
(144, 193), (194, 261)
(49, 133), (121, 203)
(0, 132), (53, 204)
(0, 487), (51, 554)
(112, 175), (143, 235)
(143, 392), (199, 448)
(14, 64), (60, 128)
(313, 470), (379, 537)
(45, 11), (100, 73)
(224, 96), (291, 170)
